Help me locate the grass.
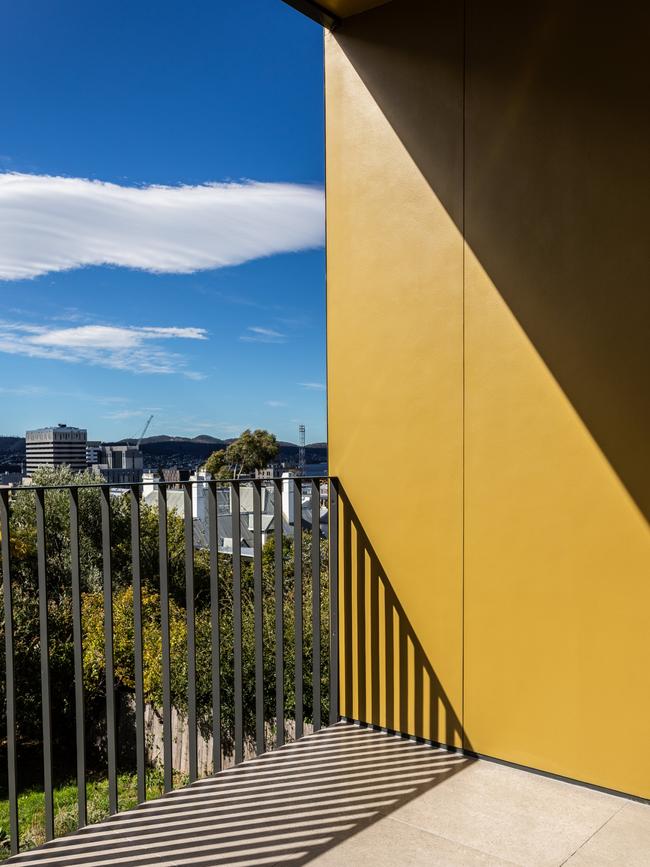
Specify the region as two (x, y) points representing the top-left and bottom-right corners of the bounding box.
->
(0, 768), (189, 859)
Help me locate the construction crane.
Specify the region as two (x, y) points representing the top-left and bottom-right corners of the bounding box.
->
(136, 414), (154, 449)
(298, 424), (306, 476)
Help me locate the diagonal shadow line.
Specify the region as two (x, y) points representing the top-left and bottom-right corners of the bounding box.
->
(330, 0), (649, 523)
(13, 776), (467, 861)
(38, 762), (462, 829)
(7, 724), (474, 867)
(111, 756), (464, 811)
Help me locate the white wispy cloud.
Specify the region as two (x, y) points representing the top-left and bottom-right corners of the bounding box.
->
(240, 326), (286, 344)
(299, 382), (326, 390)
(171, 419), (243, 437)
(103, 408), (157, 421)
(0, 384), (48, 397)
(0, 173), (325, 280)
(0, 385), (126, 403)
(0, 320), (207, 376)
(265, 400), (288, 408)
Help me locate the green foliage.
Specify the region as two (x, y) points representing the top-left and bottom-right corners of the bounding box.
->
(0, 467), (137, 748)
(204, 429), (279, 479)
(0, 769), (188, 859)
(79, 531), (329, 750)
(203, 448), (227, 479)
(0, 465), (329, 784)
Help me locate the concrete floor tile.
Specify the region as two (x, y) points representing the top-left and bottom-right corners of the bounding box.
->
(563, 801), (650, 866)
(307, 816), (520, 866)
(384, 759), (623, 866)
(7, 726), (644, 867)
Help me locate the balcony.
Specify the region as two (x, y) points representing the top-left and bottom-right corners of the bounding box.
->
(0, 476), (334, 852)
(1, 476), (648, 865)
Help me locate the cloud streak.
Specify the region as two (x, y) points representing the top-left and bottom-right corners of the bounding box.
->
(0, 321), (207, 376)
(0, 173), (325, 280)
(240, 325), (286, 344)
(103, 409), (152, 421)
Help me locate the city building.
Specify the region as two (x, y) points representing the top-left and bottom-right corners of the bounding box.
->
(140, 470), (325, 557)
(92, 444), (144, 484)
(85, 440), (101, 466)
(25, 424), (87, 474)
(254, 463), (283, 479)
(161, 467), (191, 486)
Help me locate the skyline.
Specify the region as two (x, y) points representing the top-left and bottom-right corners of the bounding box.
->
(6, 420), (326, 447)
(0, 0), (326, 442)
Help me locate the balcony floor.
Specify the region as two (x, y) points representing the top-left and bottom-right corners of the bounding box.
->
(7, 722), (650, 866)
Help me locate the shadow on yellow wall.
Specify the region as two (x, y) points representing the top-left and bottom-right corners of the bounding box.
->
(333, 0), (649, 523)
(327, 0), (650, 797)
(339, 484), (470, 751)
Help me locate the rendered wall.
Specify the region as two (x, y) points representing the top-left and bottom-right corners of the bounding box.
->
(325, 0), (465, 747)
(325, 0), (650, 798)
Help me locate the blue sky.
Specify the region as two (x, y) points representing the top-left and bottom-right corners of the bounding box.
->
(0, 0), (326, 443)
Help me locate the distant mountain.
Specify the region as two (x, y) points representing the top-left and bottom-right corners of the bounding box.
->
(0, 436), (24, 453)
(118, 435), (326, 451)
(0, 433), (326, 473)
(133, 435), (327, 471)
(0, 436), (26, 471)
(116, 434), (228, 446)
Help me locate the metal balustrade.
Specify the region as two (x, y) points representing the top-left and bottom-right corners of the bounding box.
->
(0, 476), (339, 857)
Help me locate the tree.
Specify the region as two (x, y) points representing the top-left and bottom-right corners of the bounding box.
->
(0, 462), (329, 783)
(203, 449), (227, 479)
(204, 429), (279, 479)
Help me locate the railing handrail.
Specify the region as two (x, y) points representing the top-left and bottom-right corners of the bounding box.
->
(3, 474), (334, 492)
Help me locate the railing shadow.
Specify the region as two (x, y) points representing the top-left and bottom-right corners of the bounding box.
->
(338, 484), (469, 752)
(4, 477), (475, 866)
(7, 724), (473, 866)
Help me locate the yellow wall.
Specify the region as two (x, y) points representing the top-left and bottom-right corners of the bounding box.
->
(325, 0), (465, 747)
(326, 0), (650, 798)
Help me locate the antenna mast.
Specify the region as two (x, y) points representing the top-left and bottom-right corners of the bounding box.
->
(298, 424), (306, 476)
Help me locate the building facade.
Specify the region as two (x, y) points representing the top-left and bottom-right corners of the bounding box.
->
(25, 424), (87, 475)
(307, 0), (650, 800)
(85, 441), (101, 466)
(92, 444), (144, 484)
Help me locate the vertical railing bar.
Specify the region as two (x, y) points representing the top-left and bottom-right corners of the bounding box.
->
(1, 489), (19, 853)
(184, 482), (197, 783)
(311, 479), (321, 732)
(158, 486), (172, 792)
(329, 479), (339, 725)
(69, 488), (87, 827)
(293, 479), (303, 740)
(273, 480), (284, 747)
(35, 488), (54, 839)
(208, 481), (221, 773)
(130, 486), (145, 803)
(253, 480), (264, 755)
(100, 486), (118, 815)
(232, 481), (243, 764)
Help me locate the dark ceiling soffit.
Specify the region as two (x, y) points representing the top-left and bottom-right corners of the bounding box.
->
(282, 0), (342, 30)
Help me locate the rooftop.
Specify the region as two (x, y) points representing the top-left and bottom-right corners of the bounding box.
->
(26, 424), (86, 434)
